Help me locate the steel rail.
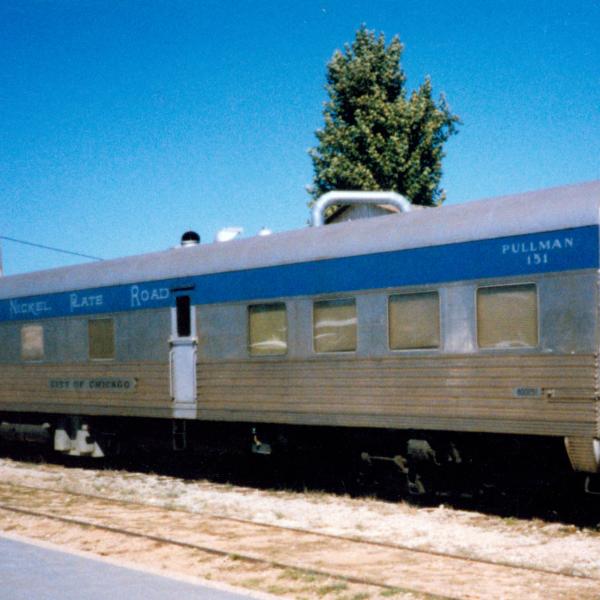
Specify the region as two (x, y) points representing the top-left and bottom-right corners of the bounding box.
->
(0, 501), (452, 600)
(0, 481), (596, 583)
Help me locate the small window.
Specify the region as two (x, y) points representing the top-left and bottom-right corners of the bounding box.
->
(176, 295), (192, 337)
(313, 298), (357, 353)
(89, 318), (115, 359)
(477, 284), (538, 348)
(248, 303), (287, 356)
(389, 291), (440, 350)
(21, 325), (44, 361)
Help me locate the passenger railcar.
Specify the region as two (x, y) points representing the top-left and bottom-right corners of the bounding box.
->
(1, 181), (600, 492)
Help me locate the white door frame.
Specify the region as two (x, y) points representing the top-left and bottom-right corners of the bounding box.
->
(169, 294), (197, 417)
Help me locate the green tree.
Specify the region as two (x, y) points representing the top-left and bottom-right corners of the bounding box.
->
(309, 26), (460, 207)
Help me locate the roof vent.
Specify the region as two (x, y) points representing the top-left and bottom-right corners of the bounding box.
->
(180, 231), (200, 247)
(215, 227), (243, 242)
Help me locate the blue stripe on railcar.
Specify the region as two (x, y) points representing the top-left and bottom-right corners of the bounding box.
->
(0, 225), (597, 322)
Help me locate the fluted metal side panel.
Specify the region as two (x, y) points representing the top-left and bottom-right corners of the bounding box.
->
(1, 355), (598, 439)
(196, 354), (599, 437)
(0, 362), (170, 416)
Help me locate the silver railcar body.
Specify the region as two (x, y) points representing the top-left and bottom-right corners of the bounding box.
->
(1, 181), (599, 472)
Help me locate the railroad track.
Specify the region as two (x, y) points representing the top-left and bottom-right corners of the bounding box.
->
(0, 482), (598, 599)
(1, 480), (596, 584)
(0, 500), (447, 600)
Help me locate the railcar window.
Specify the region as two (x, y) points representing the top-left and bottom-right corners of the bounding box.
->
(176, 295), (192, 337)
(389, 292), (440, 350)
(248, 303), (287, 356)
(21, 325), (44, 361)
(313, 298), (357, 353)
(477, 284), (538, 348)
(88, 318), (115, 360)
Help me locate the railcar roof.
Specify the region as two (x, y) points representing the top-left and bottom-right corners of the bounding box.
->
(2, 180), (600, 298)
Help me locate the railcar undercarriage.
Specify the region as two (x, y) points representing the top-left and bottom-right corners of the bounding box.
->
(1, 411), (596, 497)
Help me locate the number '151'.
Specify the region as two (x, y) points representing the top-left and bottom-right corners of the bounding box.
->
(527, 253), (548, 265)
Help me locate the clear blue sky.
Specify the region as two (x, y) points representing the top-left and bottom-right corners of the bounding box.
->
(1, 0), (598, 274)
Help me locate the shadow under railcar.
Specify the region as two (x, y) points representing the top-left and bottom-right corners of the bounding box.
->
(1, 418), (598, 530)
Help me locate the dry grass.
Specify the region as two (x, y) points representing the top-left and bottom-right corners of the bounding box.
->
(1, 457), (600, 582)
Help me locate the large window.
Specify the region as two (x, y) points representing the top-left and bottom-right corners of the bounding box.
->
(389, 291), (440, 350)
(248, 303), (287, 356)
(88, 318), (115, 359)
(313, 298), (357, 353)
(477, 284), (538, 348)
(21, 325), (44, 361)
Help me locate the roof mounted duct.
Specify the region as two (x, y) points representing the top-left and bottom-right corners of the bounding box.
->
(311, 190), (411, 227)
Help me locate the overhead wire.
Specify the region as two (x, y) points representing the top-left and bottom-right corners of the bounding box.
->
(0, 235), (103, 261)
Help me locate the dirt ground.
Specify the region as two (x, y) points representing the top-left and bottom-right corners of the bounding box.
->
(1, 458), (599, 599)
